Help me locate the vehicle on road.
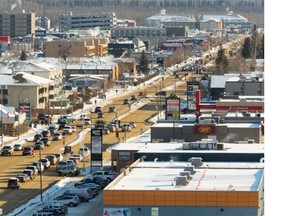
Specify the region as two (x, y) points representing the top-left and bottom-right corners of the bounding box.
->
(7, 177), (21, 189)
(71, 154), (83, 162)
(79, 114), (87, 120)
(45, 154), (58, 165)
(97, 112), (104, 118)
(64, 145), (74, 154)
(54, 153), (64, 163)
(23, 169), (36, 180)
(94, 106), (102, 113)
(41, 129), (51, 137)
(78, 147), (90, 160)
(121, 124), (132, 132)
(26, 165), (39, 176)
(123, 99), (129, 104)
(40, 137), (51, 147)
(13, 143), (23, 151)
(22, 147), (34, 156)
(53, 132), (63, 141)
(83, 118), (91, 125)
(108, 106), (116, 112)
(62, 125), (76, 135)
(39, 158), (51, 169)
(131, 94), (137, 100)
(95, 120), (105, 129)
(34, 133), (43, 142)
(16, 173), (30, 183)
(68, 156), (80, 165)
(34, 141), (45, 150)
(129, 122), (137, 128)
(1, 145), (14, 156)
(102, 127), (110, 135)
(32, 161), (45, 172)
(48, 124), (58, 135)
(53, 195), (80, 207)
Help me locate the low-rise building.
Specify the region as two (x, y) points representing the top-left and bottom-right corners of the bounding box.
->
(103, 160), (264, 216)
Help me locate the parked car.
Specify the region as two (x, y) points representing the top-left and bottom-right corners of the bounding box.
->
(7, 177), (21, 189)
(66, 159), (76, 167)
(34, 209), (64, 216)
(57, 166), (80, 177)
(42, 204), (68, 215)
(75, 182), (102, 192)
(16, 173), (30, 183)
(22, 147), (34, 156)
(68, 156), (80, 165)
(63, 188), (94, 202)
(102, 127), (110, 135)
(123, 99), (129, 104)
(53, 195), (80, 207)
(13, 143), (23, 151)
(41, 129), (51, 137)
(45, 154), (58, 165)
(34, 141), (45, 150)
(39, 158), (51, 169)
(79, 114), (87, 120)
(108, 106), (116, 113)
(54, 153), (64, 163)
(40, 137), (51, 147)
(64, 145), (75, 154)
(106, 124), (116, 132)
(53, 132), (63, 141)
(1, 145), (14, 156)
(48, 125), (58, 135)
(62, 126), (76, 135)
(97, 112), (104, 118)
(56, 161), (70, 172)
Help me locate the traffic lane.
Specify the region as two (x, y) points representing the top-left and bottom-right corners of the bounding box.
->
(0, 130), (84, 214)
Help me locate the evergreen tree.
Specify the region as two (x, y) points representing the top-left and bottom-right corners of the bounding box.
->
(19, 50), (28, 61)
(241, 37), (252, 59)
(138, 50), (149, 75)
(215, 44), (229, 75)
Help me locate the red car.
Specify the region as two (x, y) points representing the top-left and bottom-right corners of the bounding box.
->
(22, 147), (34, 156)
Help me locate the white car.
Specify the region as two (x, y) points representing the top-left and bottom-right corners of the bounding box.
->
(83, 118), (91, 125)
(39, 158), (51, 169)
(13, 143), (23, 151)
(53, 195), (80, 207)
(72, 154), (83, 162)
(79, 147), (90, 159)
(79, 114), (87, 120)
(54, 153), (64, 163)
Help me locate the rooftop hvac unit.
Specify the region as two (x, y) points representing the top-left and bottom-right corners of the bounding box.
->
(217, 143), (224, 150)
(191, 157), (203, 168)
(191, 142), (199, 150)
(180, 171), (192, 180)
(184, 166), (196, 175)
(183, 143), (190, 150)
(175, 176), (188, 186)
(199, 142), (207, 150)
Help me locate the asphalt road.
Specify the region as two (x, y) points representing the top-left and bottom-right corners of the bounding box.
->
(0, 74), (190, 215)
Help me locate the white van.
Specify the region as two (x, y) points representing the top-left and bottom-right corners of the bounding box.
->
(64, 188), (94, 202)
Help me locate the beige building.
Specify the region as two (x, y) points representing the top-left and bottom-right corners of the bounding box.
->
(199, 18), (223, 31)
(0, 10), (36, 37)
(45, 38), (108, 58)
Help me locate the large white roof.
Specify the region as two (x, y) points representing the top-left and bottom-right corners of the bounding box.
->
(109, 161), (263, 191)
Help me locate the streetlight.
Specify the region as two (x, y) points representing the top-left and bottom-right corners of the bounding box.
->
(39, 145), (43, 202)
(81, 120), (85, 172)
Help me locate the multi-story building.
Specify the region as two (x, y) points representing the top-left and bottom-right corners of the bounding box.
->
(0, 10), (36, 37)
(199, 18), (224, 31)
(58, 12), (117, 32)
(35, 16), (50, 31)
(45, 38), (108, 58)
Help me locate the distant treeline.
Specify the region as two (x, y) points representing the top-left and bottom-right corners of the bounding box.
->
(1, 0), (264, 27)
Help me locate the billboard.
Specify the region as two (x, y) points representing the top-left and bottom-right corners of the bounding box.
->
(166, 93), (180, 121)
(91, 129), (103, 167)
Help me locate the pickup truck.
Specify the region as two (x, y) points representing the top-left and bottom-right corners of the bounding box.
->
(93, 171), (118, 183)
(1, 145), (14, 156)
(62, 126), (76, 135)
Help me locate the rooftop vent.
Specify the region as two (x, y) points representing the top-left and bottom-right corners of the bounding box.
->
(180, 171), (192, 180)
(184, 166), (196, 175)
(175, 176), (188, 186)
(190, 157), (203, 168)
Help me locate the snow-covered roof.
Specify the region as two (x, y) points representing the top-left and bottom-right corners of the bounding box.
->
(210, 74), (239, 88)
(109, 161), (263, 191)
(13, 72), (53, 85)
(147, 14), (194, 22)
(203, 14), (248, 22)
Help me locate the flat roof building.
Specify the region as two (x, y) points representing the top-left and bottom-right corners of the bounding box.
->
(103, 160), (264, 216)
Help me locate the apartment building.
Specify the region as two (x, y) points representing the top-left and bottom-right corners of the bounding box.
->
(0, 10), (36, 37)
(35, 16), (50, 30)
(45, 38), (108, 58)
(58, 12), (117, 32)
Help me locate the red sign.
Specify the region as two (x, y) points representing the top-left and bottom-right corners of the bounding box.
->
(216, 106), (263, 111)
(194, 125), (216, 134)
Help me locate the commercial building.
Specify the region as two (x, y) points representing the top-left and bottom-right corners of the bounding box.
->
(103, 160), (264, 216)
(110, 141), (264, 173)
(0, 10), (36, 37)
(199, 18), (224, 31)
(58, 12), (117, 32)
(150, 122), (262, 143)
(35, 16), (50, 31)
(45, 38), (108, 58)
